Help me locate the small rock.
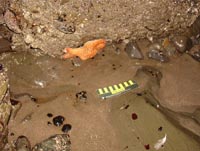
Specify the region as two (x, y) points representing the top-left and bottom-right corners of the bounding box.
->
(62, 124), (72, 133)
(125, 41), (144, 59)
(131, 113), (138, 120)
(47, 113), (53, 118)
(147, 43), (169, 62)
(15, 136), (31, 151)
(188, 45), (200, 62)
(75, 91), (87, 102)
(172, 35), (193, 53)
(53, 115), (65, 126)
(32, 134), (71, 151)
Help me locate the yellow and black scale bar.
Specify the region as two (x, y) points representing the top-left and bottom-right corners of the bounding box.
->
(97, 80), (138, 99)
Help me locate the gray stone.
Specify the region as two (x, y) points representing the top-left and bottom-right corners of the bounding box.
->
(172, 36), (193, 53)
(125, 41), (144, 59)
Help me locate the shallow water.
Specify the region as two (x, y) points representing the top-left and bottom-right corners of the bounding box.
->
(0, 44), (199, 150)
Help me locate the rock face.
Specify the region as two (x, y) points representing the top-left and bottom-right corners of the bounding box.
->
(8, 0), (200, 56)
(0, 65), (12, 150)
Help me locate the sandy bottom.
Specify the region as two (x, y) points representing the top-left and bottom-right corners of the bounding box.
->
(0, 43), (200, 151)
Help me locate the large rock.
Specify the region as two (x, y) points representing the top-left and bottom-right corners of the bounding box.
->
(0, 66), (12, 150)
(8, 0), (200, 56)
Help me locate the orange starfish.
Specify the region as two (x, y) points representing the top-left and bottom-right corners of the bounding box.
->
(62, 39), (106, 60)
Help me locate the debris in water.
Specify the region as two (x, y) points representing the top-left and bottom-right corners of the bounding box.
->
(76, 91), (87, 102)
(53, 115), (65, 126)
(131, 113), (138, 120)
(144, 144), (150, 150)
(21, 113), (33, 124)
(47, 113), (53, 118)
(62, 124), (72, 133)
(120, 104), (129, 110)
(34, 80), (46, 88)
(154, 134), (167, 150)
(158, 126), (163, 131)
(47, 121), (52, 126)
(136, 93), (142, 96)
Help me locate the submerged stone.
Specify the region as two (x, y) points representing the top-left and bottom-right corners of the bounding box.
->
(15, 136), (31, 151)
(62, 124), (72, 133)
(32, 134), (71, 151)
(125, 41), (144, 59)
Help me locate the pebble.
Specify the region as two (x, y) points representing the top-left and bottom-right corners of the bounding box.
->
(125, 41), (144, 59)
(131, 113), (138, 120)
(188, 45), (200, 62)
(62, 124), (72, 133)
(172, 35), (193, 53)
(147, 43), (169, 62)
(53, 115), (65, 126)
(47, 113), (53, 118)
(158, 126), (163, 131)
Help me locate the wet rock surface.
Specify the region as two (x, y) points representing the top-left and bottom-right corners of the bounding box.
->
(7, 0), (200, 56)
(32, 134), (71, 151)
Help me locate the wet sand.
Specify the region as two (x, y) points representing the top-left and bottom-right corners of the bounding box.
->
(0, 43), (200, 150)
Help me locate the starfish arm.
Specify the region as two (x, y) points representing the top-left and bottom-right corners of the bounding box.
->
(62, 52), (76, 59)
